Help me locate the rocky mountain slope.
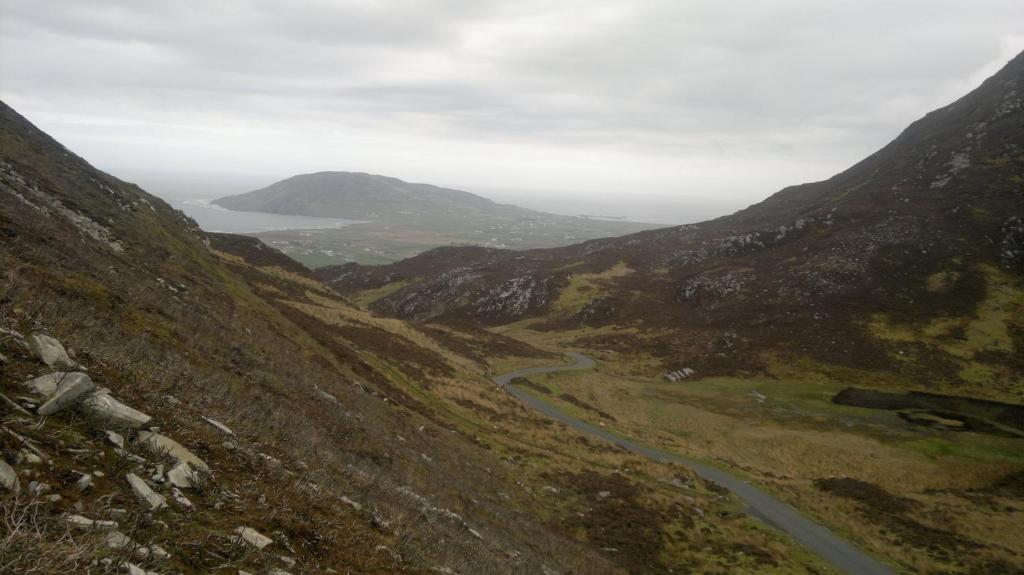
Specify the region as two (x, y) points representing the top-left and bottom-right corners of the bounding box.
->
(322, 50), (1024, 402)
(0, 102), (825, 574)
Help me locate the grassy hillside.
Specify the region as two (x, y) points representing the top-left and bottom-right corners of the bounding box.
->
(321, 51), (1024, 574)
(0, 102), (828, 574)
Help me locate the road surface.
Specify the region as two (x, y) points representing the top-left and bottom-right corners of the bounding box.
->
(495, 352), (897, 575)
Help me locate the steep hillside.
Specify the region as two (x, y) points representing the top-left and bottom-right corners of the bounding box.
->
(323, 50), (1024, 401)
(0, 102), (826, 575)
(320, 53), (1024, 574)
(210, 171), (661, 267)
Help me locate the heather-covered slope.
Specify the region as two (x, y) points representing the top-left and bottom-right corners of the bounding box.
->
(0, 102), (821, 574)
(320, 52), (1024, 574)
(323, 50), (1024, 401)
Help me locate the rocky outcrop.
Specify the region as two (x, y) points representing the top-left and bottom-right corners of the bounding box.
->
(37, 372), (94, 415)
(25, 334), (78, 370)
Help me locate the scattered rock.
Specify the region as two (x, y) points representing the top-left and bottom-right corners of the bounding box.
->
(82, 392), (152, 428)
(64, 514), (118, 530)
(0, 352), (7, 363)
(278, 555), (297, 567)
(233, 526), (273, 549)
(597, 490), (611, 499)
(26, 334), (78, 370)
(76, 473), (94, 492)
(148, 544), (170, 561)
(170, 487), (193, 509)
(166, 462), (196, 489)
(126, 473), (167, 510)
(25, 372), (73, 397)
(28, 480), (51, 495)
(0, 460), (20, 493)
(127, 472), (168, 507)
(37, 372), (95, 415)
(106, 430), (126, 449)
(46, 494), (62, 503)
(341, 496), (362, 511)
(201, 416), (234, 436)
(115, 448), (146, 464)
(105, 530), (134, 551)
(137, 431), (209, 471)
(17, 449), (42, 465)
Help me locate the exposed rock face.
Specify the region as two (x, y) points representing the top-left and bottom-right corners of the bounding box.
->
(0, 459), (19, 493)
(234, 526), (273, 549)
(82, 392), (152, 428)
(37, 372), (95, 415)
(126, 472), (167, 510)
(26, 334), (78, 370)
(137, 431), (209, 471)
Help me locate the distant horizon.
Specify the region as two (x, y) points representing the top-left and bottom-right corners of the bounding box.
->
(113, 166), (743, 226)
(4, 2), (1022, 224)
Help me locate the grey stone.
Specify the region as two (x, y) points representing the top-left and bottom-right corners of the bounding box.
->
(25, 372), (75, 397)
(28, 480), (51, 495)
(76, 473), (94, 492)
(82, 392), (151, 428)
(201, 416), (234, 435)
(126, 473), (167, 510)
(0, 460), (20, 493)
(233, 526), (273, 549)
(26, 334), (78, 370)
(166, 462), (196, 489)
(65, 514), (118, 530)
(106, 430), (126, 448)
(170, 487), (193, 509)
(136, 431), (208, 471)
(37, 372), (94, 415)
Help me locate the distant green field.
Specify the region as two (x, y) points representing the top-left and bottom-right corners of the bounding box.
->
(254, 215), (661, 267)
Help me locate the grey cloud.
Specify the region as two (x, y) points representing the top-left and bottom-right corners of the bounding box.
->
(1, 0), (1022, 215)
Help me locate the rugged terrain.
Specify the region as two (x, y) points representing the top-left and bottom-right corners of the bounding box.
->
(320, 52), (1024, 573)
(0, 101), (830, 575)
(211, 171), (660, 267)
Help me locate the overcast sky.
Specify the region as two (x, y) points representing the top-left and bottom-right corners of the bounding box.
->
(2, 1), (1023, 222)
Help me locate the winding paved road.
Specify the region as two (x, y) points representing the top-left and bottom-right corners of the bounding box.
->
(495, 352), (897, 575)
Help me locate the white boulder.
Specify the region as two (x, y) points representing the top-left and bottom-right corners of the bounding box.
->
(37, 372), (94, 415)
(26, 334), (78, 370)
(82, 392), (151, 428)
(233, 526), (273, 549)
(126, 473), (167, 510)
(137, 432), (208, 471)
(0, 460), (19, 493)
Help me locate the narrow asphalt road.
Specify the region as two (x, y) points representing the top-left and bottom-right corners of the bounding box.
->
(495, 352), (897, 575)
